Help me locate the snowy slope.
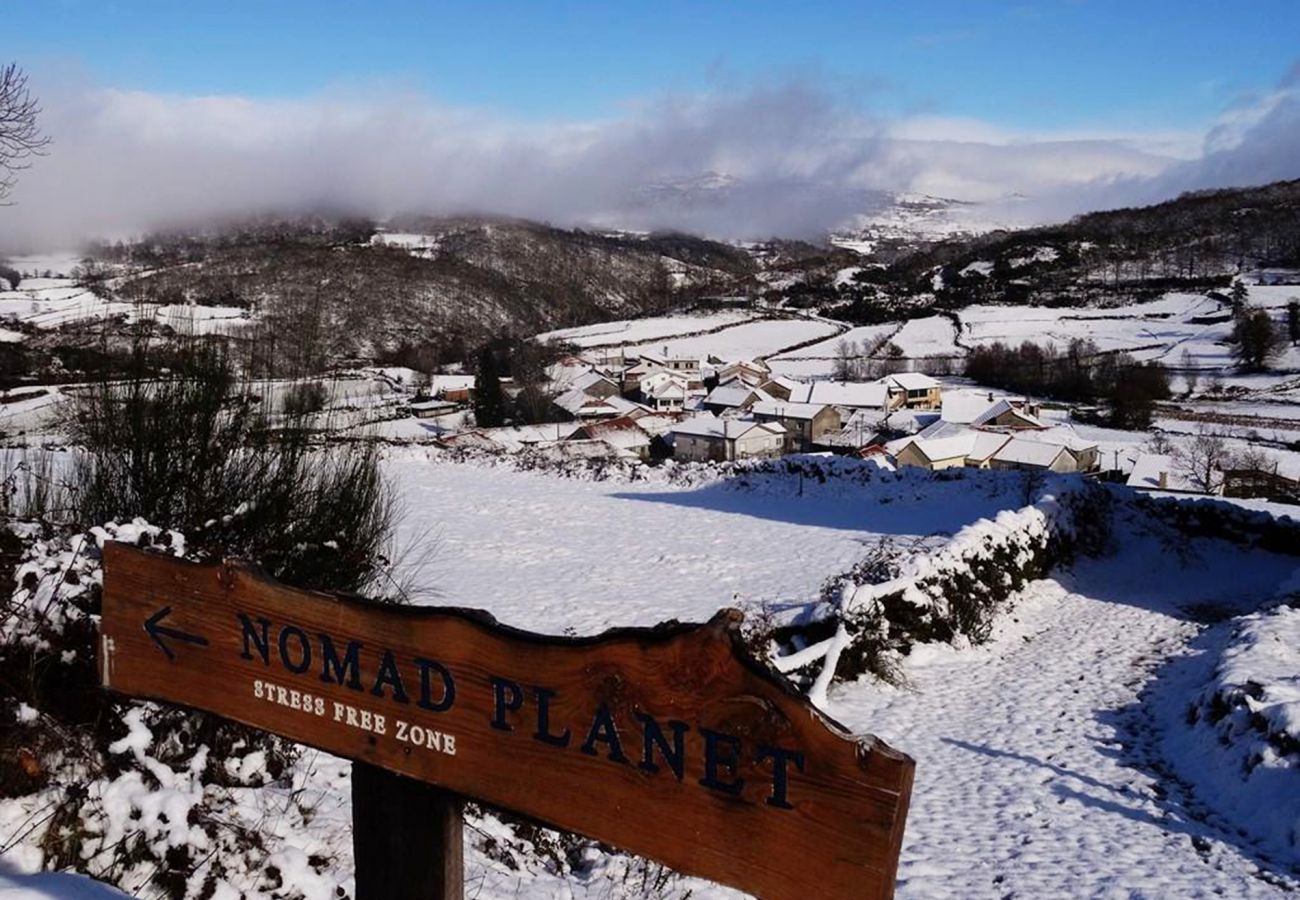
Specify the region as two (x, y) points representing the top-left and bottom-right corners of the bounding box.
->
(830, 519), (1300, 898)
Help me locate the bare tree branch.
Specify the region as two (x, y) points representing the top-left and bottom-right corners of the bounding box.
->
(0, 62), (51, 204)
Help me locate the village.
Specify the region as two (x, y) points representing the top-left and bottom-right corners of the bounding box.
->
(409, 343), (1221, 495)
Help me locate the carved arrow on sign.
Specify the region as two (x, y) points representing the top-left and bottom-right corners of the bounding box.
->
(144, 605), (210, 660)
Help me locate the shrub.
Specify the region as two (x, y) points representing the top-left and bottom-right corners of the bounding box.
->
(65, 331), (396, 594)
(281, 379), (328, 417)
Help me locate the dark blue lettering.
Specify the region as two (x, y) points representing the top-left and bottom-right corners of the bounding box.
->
(532, 687), (570, 747)
(757, 745), (805, 809)
(237, 613), (270, 663)
(490, 676), (523, 731)
(635, 713), (687, 780)
(319, 634), (362, 690)
(370, 649), (409, 703)
(414, 657), (455, 712)
(699, 728), (745, 796)
(580, 703), (628, 763)
(277, 625), (311, 674)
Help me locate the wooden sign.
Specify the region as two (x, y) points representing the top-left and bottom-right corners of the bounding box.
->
(99, 542), (914, 900)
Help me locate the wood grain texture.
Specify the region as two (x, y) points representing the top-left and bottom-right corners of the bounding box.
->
(99, 542), (914, 900)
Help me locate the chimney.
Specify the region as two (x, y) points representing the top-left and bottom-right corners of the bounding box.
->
(1158, 470), (1168, 489)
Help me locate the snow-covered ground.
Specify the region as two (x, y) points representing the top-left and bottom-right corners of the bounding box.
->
(625, 316), (839, 361)
(536, 310), (759, 349)
(4, 455), (1300, 898)
(385, 453), (1025, 625)
(830, 511), (1300, 897)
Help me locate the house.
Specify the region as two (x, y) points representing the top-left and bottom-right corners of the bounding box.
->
(566, 370), (620, 399)
(894, 434), (986, 471)
(702, 381), (771, 414)
(555, 392), (643, 419)
(757, 375), (802, 402)
(750, 400), (842, 452)
(715, 359), (771, 387)
(569, 417), (654, 459)
(881, 373), (943, 410)
(988, 436), (1078, 473)
(621, 360), (660, 395)
(641, 373), (690, 411)
(1126, 453), (1223, 495)
(670, 414), (786, 462)
(971, 398), (1044, 430)
(1033, 425), (1100, 472)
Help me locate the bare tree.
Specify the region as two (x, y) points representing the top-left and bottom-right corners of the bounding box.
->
(832, 338), (853, 382)
(1174, 429), (1230, 494)
(1179, 348), (1198, 396)
(0, 63), (50, 203)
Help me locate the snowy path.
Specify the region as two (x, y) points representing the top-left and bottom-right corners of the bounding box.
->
(831, 520), (1300, 899)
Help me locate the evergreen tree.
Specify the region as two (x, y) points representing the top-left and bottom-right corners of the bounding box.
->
(1230, 307), (1282, 372)
(473, 347), (506, 427)
(1229, 280), (1248, 312)
(1288, 299), (1300, 346)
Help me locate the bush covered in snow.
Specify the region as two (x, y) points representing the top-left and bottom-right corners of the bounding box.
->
(1136, 492), (1300, 556)
(773, 478), (1114, 691)
(0, 521), (328, 898)
(1177, 582), (1300, 865)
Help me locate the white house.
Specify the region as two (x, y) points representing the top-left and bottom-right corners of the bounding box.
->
(670, 414), (786, 462)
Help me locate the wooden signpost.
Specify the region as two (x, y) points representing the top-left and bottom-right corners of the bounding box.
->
(99, 542), (915, 900)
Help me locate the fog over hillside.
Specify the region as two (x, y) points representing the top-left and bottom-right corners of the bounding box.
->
(2, 63), (1299, 249)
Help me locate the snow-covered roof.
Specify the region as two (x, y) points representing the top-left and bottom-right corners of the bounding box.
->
(1031, 424), (1098, 453)
(410, 399), (456, 413)
(991, 437), (1068, 468)
(704, 382), (762, 408)
(790, 380), (889, 408)
(905, 433), (980, 462)
(971, 399), (1044, 429)
(916, 419), (969, 440)
(647, 379), (688, 400)
(556, 389), (644, 418)
(761, 374), (803, 393)
(751, 399), (832, 421)
(968, 431), (1012, 462)
(883, 372), (941, 391)
(1126, 453), (1210, 493)
(671, 414), (784, 441)
(568, 369), (617, 393)
(572, 417), (652, 449)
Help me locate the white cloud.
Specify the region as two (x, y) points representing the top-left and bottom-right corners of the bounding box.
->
(1, 69), (1297, 249)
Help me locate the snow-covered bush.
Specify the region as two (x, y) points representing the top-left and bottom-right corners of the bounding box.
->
(774, 478), (1113, 689)
(1176, 581), (1300, 865)
(0, 521), (329, 898)
(1135, 492), (1300, 555)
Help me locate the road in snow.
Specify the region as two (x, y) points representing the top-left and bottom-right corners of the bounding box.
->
(832, 515), (1300, 899)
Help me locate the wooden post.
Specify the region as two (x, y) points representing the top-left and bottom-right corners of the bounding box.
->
(352, 762), (464, 900)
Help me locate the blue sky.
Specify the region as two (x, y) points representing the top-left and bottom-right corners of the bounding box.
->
(11, 0), (1299, 131)
(4, 1), (1300, 246)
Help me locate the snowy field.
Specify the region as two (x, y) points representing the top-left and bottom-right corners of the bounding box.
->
(384, 453), (1025, 627)
(625, 316), (839, 361)
(536, 310), (759, 349)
